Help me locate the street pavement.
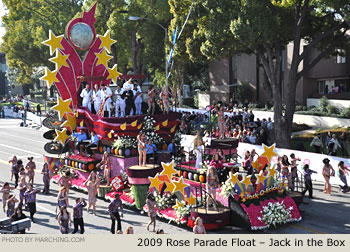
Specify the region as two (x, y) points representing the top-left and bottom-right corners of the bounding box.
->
(0, 118), (349, 234)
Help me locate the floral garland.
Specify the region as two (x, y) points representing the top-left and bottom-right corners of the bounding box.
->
(258, 201), (292, 228)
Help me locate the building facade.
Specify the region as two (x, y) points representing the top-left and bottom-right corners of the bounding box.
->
(209, 43), (349, 106)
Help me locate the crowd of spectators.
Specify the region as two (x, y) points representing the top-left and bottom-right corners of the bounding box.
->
(179, 101), (274, 145)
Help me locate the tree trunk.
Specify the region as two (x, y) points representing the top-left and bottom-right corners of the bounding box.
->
(131, 31), (143, 74)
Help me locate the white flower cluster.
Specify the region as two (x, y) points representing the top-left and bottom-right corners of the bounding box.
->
(199, 160), (210, 174)
(174, 204), (191, 220)
(154, 192), (175, 210)
(143, 116), (164, 145)
(258, 201), (292, 228)
(220, 180), (236, 197)
(113, 136), (138, 149)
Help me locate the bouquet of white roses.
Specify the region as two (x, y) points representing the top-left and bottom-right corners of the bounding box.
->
(258, 201), (293, 228)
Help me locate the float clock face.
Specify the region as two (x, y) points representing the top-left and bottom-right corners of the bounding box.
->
(69, 22), (94, 50)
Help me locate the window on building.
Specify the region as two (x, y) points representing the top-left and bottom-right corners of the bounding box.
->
(317, 80), (325, 94)
(336, 49), (346, 63)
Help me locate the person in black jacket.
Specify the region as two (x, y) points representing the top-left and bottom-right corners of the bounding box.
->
(125, 89), (136, 116)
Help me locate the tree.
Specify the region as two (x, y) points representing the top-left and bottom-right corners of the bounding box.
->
(192, 0), (349, 148)
(167, 0), (209, 106)
(0, 0), (83, 84)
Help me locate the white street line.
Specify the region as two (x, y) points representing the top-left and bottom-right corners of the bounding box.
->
(0, 144), (43, 156)
(0, 132), (46, 144)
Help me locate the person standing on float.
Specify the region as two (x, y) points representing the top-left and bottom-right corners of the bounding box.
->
(115, 85), (126, 117)
(193, 130), (204, 169)
(101, 84), (113, 117)
(92, 84), (102, 114)
(133, 80), (143, 115)
(80, 83), (92, 111)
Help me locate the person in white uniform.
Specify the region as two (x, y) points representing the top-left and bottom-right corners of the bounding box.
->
(115, 85), (126, 117)
(80, 84), (92, 111)
(133, 80), (142, 115)
(92, 84), (102, 114)
(101, 84), (113, 117)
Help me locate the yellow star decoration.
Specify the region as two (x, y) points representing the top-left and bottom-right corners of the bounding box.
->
(148, 174), (163, 190)
(186, 193), (197, 206)
(95, 49), (113, 67)
(241, 175), (252, 189)
(131, 120), (138, 127)
(173, 199), (185, 210)
(260, 143), (278, 162)
(172, 176), (188, 195)
(62, 113), (76, 133)
(42, 30), (64, 56)
(107, 64), (122, 84)
(251, 160), (260, 170)
(255, 170), (267, 185)
(155, 125), (160, 131)
(49, 50), (69, 70)
(40, 67), (59, 88)
(54, 128), (69, 145)
(164, 181), (175, 193)
(228, 172), (240, 186)
(107, 131), (112, 139)
(137, 123), (142, 129)
(160, 161), (177, 178)
(98, 30), (117, 53)
(80, 120), (84, 127)
(51, 97), (72, 120)
(268, 164), (277, 178)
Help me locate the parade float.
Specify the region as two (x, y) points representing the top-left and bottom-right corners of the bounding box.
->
(40, 2), (180, 199)
(40, 1), (302, 232)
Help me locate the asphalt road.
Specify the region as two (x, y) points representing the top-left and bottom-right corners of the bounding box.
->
(0, 118), (349, 234)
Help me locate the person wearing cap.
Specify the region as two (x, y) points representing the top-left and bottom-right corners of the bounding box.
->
(115, 85), (126, 117)
(322, 158), (335, 194)
(92, 84), (102, 114)
(25, 157), (36, 185)
(80, 83), (92, 111)
(101, 84), (113, 117)
(327, 134), (341, 156)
